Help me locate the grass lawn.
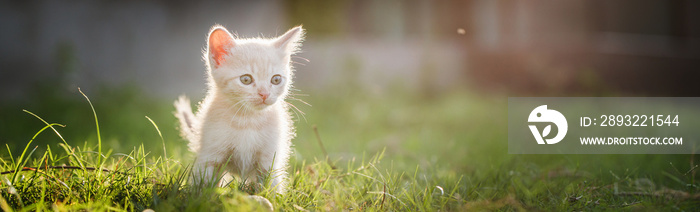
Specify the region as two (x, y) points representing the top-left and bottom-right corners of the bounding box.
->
(0, 85), (698, 211)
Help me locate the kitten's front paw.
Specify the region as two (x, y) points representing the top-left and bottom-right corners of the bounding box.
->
(246, 195), (273, 211)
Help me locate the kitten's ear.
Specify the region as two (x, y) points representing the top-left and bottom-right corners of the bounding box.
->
(207, 26), (235, 67)
(273, 26), (304, 54)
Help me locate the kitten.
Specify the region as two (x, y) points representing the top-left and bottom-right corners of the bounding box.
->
(174, 25), (304, 193)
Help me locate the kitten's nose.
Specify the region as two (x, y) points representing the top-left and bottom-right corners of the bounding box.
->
(259, 92), (269, 101)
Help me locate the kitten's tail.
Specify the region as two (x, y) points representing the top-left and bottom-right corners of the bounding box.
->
(174, 95), (200, 152)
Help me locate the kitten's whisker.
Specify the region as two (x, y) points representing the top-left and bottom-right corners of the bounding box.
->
(288, 93), (309, 96)
(288, 88), (309, 96)
(287, 97), (312, 107)
(291, 56), (309, 66)
(242, 106), (251, 124)
(286, 101), (307, 123)
(287, 103), (306, 122)
(292, 56), (310, 63)
(286, 102), (305, 115)
(229, 107), (241, 126)
(228, 101), (248, 126)
(223, 100), (244, 114)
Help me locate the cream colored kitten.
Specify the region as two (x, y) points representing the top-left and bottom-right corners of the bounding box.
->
(174, 25), (304, 193)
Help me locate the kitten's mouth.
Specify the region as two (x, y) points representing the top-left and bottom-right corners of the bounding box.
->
(251, 99), (273, 108)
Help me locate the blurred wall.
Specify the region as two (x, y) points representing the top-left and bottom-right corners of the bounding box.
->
(461, 0), (700, 96)
(0, 0), (467, 101)
(0, 1), (286, 100)
(1, 0), (700, 101)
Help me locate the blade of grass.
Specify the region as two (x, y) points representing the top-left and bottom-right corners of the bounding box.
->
(27, 150), (48, 186)
(5, 144), (14, 166)
(78, 88), (103, 168)
(145, 116), (167, 166)
(12, 123), (60, 184)
(0, 192), (12, 212)
(16, 146), (38, 180)
(23, 110), (85, 169)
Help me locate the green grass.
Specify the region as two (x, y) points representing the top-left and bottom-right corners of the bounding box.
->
(0, 85), (699, 211)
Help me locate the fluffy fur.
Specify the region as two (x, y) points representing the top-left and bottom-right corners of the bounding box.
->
(174, 25), (304, 193)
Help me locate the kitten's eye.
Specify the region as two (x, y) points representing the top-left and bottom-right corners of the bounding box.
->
(271, 75), (282, 85)
(240, 74), (253, 85)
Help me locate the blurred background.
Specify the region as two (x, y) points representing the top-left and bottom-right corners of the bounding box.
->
(1, 0), (699, 176)
(2, 0), (700, 99)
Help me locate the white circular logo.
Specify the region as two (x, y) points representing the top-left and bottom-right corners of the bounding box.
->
(528, 105), (568, 144)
